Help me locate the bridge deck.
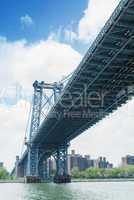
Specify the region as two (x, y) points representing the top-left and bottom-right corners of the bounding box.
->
(21, 0), (134, 161)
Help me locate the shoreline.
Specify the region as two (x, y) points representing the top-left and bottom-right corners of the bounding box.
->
(0, 179), (25, 183)
(72, 178), (134, 183)
(0, 178), (134, 183)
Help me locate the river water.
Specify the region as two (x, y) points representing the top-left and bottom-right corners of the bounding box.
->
(0, 182), (134, 200)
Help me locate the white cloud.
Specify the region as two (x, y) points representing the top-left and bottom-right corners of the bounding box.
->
(71, 98), (134, 166)
(79, 0), (121, 42)
(0, 32), (134, 169)
(20, 14), (34, 28)
(64, 29), (77, 43)
(0, 37), (82, 170)
(0, 0), (133, 171)
(48, 26), (63, 42)
(68, 0), (134, 165)
(0, 37), (82, 89)
(67, 0), (121, 43)
(0, 100), (30, 171)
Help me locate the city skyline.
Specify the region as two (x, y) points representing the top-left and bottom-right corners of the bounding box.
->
(0, 0), (134, 171)
(11, 149), (134, 174)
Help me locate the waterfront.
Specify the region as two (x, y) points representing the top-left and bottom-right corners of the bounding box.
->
(0, 182), (134, 200)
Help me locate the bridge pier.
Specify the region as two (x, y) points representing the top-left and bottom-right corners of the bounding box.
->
(25, 81), (44, 183)
(25, 145), (41, 183)
(15, 81), (71, 183)
(27, 146), (39, 176)
(14, 156), (23, 178)
(43, 159), (51, 180)
(15, 156), (20, 178)
(38, 157), (51, 181)
(53, 144), (71, 183)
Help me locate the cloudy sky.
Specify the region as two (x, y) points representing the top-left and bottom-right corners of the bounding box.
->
(0, 0), (134, 171)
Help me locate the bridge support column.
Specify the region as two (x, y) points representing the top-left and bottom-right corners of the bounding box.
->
(43, 159), (50, 180)
(25, 81), (44, 183)
(54, 144), (71, 183)
(15, 156), (20, 178)
(39, 159), (50, 181)
(26, 145), (41, 183)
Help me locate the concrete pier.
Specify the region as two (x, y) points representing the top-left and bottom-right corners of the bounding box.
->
(54, 175), (71, 184)
(25, 176), (41, 183)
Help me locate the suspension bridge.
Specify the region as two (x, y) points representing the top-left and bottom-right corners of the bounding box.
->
(12, 0), (134, 183)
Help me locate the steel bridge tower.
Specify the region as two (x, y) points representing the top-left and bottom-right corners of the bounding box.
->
(25, 80), (70, 183)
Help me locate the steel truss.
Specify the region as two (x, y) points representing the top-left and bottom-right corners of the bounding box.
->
(38, 151), (51, 180)
(54, 144), (68, 176)
(26, 80), (63, 178)
(53, 143), (71, 183)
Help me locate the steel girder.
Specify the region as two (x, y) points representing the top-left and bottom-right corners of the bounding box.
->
(53, 143), (69, 177)
(38, 152), (51, 180)
(18, 0), (134, 179)
(26, 81), (63, 177)
(27, 81), (43, 176)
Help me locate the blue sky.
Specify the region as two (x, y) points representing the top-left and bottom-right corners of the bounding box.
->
(0, 0), (134, 170)
(0, 0), (88, 53)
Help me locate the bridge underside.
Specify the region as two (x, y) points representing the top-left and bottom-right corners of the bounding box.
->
(34, 0), (134, 148)
(17, 0), (134, 183)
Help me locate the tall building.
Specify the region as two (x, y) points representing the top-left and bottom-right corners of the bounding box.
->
(121, 155), (134, 167)
(95, 157), (113, 169)
(49, 150), (113, 175)
(68, 150), (95, 173)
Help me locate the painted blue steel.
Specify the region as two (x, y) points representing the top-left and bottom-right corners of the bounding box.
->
(29, 81), (44, 140)
(15, 0), (134, 180)
(38, 158), (50, 180)
(43, 159), (50, 180)
(34, 1), (133, 145)
(37, 150), (52, 180)
(60, 0), (131, 95)
(26, 81), (63, 178)
(54, 144), (69, 177)
(27, 81), (43, 176)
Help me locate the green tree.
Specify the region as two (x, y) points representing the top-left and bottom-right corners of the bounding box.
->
(71, 166), (134, 179)
(0, 167), (9, 179)
(71, 167), (80, 178)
